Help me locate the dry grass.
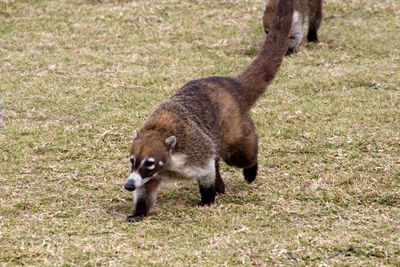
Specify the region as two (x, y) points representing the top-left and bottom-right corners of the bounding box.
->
(1, 0), (399, 265)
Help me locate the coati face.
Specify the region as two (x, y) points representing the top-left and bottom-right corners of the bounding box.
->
(262, 0), (279, 35)
(124, 131), (176, 191)
(263, 0), (304, 54)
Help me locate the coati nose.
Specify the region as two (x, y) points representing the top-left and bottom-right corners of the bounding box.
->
(124, 180), (136, 191)
(264, 28), (269, 35)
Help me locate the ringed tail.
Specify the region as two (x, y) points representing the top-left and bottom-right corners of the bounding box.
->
(236, 0), (294, 108)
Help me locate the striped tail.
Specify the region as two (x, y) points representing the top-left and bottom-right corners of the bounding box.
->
(236, 0), (294, 108)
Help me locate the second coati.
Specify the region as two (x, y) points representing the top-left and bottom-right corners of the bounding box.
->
(263, 0), (322, 54)
(124, 0), (294, 222)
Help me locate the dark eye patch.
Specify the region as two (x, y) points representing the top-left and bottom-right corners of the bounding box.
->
(138, 158), (156, 178)
(144, 158), (155, 166)
(130, 155), (135, 165)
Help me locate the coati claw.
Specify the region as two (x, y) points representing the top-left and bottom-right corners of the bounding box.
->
(126, 215), (144, 222)
(198, 201), (213, 207)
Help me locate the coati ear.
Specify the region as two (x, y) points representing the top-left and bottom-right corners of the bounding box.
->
(262, 2), (266, 13)
(165, 136), (177, 150)
(133, 130), (138, 139)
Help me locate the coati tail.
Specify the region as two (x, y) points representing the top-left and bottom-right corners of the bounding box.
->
(236, 0), (294, 108)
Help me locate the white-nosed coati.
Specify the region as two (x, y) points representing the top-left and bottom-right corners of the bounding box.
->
(263, 0), (322, 54)
(124, 0), (294, 222)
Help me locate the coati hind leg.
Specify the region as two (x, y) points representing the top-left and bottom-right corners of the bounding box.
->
(243, 162), (258, 184)
(222, 126), (258, 184)
(307, 0), (323, 42)
(215, 159), (225, 194)
(127, 179), (161, 222)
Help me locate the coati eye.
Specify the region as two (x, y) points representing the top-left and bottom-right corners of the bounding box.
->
(144, 158), (155, 166)
(264, 28), (269, 35)
(130, 155), (135, 166)
(144, 158), (155, 170)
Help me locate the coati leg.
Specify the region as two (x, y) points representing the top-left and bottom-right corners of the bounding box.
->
(127, 179), (161, 222)
(243, 163), (258, 184)
(215, 159), (225, 194)
(288, 11), (305, 54)
(222, 126), (258, 183)
(307, 2), (323, 42)
(198, 183), (216, 206)
(197, 161), (217, 206)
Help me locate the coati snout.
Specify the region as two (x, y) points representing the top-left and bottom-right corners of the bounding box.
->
(124, 179), (135, 191)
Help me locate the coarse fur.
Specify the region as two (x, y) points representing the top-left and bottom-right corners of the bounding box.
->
(263, 0), (322, 54)
(124, 0), (294, 222)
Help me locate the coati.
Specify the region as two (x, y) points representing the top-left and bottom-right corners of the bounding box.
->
(263, 0), (322, 54)
(124, 0), (294, 222)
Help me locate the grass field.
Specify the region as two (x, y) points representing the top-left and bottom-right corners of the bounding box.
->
(1, 0), (399, 265)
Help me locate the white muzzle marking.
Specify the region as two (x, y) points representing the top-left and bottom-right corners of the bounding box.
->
(127, 171), (151, 188)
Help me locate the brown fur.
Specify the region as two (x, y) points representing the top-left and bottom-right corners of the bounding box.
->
(125, 0), (294, 222)
(263, 0), (323, 54)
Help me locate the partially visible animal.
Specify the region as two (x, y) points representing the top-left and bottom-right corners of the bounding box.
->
(123, 0), (294, 222)
(263, 0), (322, 54)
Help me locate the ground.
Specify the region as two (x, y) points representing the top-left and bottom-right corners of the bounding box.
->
(0, 0), (399, 265)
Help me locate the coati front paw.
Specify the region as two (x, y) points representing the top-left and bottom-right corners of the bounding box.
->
(198, 200), (213, 206)
(198, 196), (215, 206)
(286, 48), (294, 56)
(215, 184), (225, 195)
(126, 215), (144, 222)
(199, 186), (216, 206)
